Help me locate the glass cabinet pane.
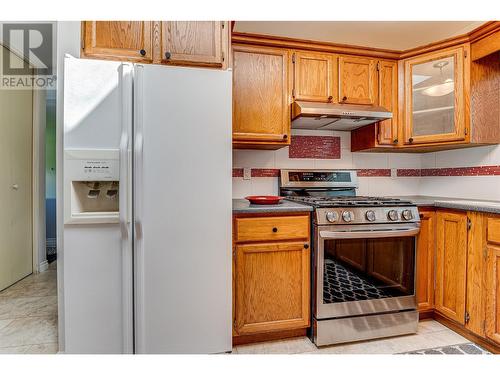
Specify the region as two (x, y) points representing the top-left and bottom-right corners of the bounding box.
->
(412, 55), (455, 137)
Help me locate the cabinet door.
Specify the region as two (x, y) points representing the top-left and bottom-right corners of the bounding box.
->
(160, 21), (225, 67)
(338, 56), (377, 105)
(435, 211), (467, 323)
(404, 46), (467, 145)
(293, 51), (337, 103)
(82, 21), (153, 62)
(377, 61), (398, 145)
(232, 45), (291, 147)
(234, 241), (310, 335)
(485, 218), (500, 344)
(416, 210), (435, 312)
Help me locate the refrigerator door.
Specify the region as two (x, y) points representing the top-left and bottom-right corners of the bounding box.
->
(63, 56), (133, 353)
(134, 64), (232, 354)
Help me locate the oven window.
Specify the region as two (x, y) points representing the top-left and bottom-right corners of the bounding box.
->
(323, 237), (415, 304)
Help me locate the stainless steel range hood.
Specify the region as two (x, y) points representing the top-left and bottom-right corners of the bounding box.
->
(292, 101), (392, 131)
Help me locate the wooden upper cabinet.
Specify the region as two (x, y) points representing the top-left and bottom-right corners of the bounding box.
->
(82, 21), (153, 62)
(404, 45), (468, 145)
(292, 51), (337, 103)
(234, 241), (310, 335)
(416, 210), (435, 312)
(435, 210), (468, 324)
(232, 45), (291, 149)
(338, 56), (378, 105)
(160, 21), (227, 67)
(377, 61), (398, 145)
(486, 217), (500, 345)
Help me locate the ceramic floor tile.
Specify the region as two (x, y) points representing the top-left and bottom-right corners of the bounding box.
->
(0, 296), (57, 319)
(0, 316), (57, 348)
(0, 281), (57, 298)
(417, 319), (448, 334)
(233, 320), (471, 355)
(0, 319), (13, 331)
(235, 337), (317, 354)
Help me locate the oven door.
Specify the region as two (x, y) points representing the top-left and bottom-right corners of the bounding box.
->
(314, 223), (419, 319)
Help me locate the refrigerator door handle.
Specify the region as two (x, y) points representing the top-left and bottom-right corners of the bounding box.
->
(119, 132), (129, 239)
(134, 65), (144, 241)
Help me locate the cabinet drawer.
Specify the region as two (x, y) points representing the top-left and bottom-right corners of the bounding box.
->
(235, 215), (309, 242)
(487, 217), (500, 245)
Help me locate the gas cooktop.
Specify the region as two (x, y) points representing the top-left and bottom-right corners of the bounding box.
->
(285, 196), (415, 208)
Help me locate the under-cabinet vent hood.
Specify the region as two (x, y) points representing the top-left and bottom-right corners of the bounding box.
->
(291, 101), (392, 131)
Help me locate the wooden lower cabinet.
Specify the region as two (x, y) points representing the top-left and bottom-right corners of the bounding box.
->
(234, 241), (310, 335)
(435, 210), (468, 324)
(416, 209), (435, 312)
(233, 213), (310, 342)
(486, 217), (500, 345)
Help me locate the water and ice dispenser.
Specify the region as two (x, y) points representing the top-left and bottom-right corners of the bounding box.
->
(64, 149), (121, 224)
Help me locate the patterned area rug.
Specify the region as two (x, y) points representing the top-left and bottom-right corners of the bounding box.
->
(400, 343), (490, 354)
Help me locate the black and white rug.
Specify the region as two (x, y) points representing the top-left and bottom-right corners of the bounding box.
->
(323, 259), (391, 303)
(400, 343), (490, 355)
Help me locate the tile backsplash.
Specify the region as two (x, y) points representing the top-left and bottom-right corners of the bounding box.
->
(233, 129), (500, 201)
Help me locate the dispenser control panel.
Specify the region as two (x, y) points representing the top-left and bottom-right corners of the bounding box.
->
(80, 159), (115, 180)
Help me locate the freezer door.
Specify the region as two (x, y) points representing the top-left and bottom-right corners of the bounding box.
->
(134, 64), (232, 354)
(63, 56), (133, 353)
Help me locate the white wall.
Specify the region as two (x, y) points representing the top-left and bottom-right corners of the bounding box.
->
(420, 145), (500, 200)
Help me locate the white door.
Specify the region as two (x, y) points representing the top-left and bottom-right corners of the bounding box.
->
(0, 46), (33, 291)
(134, 64), (232, 353)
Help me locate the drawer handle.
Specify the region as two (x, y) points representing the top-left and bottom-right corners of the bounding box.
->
(139, 49), (146, 56)
(165, 51), (172, 60)
(272, 227), (278, 233)
(304, 244), (309, 249)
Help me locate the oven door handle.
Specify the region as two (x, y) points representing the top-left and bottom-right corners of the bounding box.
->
(319, 227), (420, 239)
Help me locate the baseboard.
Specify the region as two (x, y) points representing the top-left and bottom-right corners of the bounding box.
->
(233, 328), (307, 346)
(418, 309), (434, 320)
(433, 311), (500, 354)
(38, 260), (49, 273)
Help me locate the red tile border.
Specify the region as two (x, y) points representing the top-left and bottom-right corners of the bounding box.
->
(289, 135), (341, 159)
(356, 169), (391, 177)
(397, 165), (500, 177)
(396, 169), (422, 177)
(232, 168), (280, 177)
(233, 168), (392, 178)
(234, 166), (500, 178)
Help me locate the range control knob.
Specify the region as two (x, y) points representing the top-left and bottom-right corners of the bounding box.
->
(342, 211), (354, 222)
(365, 210), (376, 222)
(326, 211), (339, 223)
(402, 209), (413, 221)
(388, 210), (399, 221)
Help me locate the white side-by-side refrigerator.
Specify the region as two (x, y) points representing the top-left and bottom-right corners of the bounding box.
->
(63, 56), (232, 354)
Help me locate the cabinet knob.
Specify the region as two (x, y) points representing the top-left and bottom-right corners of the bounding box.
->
(409, 137), (414, 143)
(419, 213), (424, 219)
(342, 96), (347, 102)
(283, 134), (288, 140)
(139, 49), (146, 56)
(304, 244), (309, 249)
(327, 96), (333, 103)
(393, 139), (398, 144)
(272, 227), (278, 233)
(165, 52), (171, 60)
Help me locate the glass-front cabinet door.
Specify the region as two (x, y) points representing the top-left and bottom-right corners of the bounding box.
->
(404, 46), (468, 145)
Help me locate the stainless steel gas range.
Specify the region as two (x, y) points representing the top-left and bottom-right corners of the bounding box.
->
(280, 169), (420, 347)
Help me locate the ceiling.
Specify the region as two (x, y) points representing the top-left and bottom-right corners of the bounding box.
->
(233, 21), (486, 51)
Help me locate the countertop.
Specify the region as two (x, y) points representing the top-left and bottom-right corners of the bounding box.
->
(389, 196), (500, 215)
(233, 199), (313, 214)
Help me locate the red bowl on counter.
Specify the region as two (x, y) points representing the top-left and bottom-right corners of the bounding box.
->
(245, 195), (284, 205)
